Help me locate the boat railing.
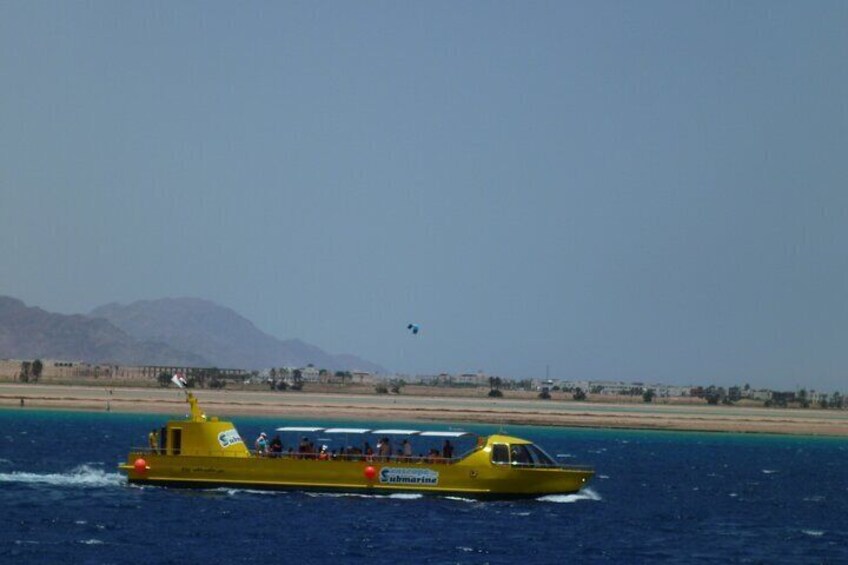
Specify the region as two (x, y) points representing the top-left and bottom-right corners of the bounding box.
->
(249, 450), (471, 464)
(130, 448), (250, 458)
(130, 447), (592, 470)
(255, 443), (486, 463)
(129, 446), (472, 462)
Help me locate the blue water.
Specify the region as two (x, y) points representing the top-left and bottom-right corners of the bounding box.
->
(1, 409), (846, 564)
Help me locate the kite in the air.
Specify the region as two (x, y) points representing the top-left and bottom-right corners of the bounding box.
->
(407, 323), (420, 335)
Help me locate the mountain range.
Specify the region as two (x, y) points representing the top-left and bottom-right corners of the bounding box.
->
(0, 296), (384, 372)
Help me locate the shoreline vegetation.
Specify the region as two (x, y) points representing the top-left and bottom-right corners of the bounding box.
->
(2, 383), (847, 437)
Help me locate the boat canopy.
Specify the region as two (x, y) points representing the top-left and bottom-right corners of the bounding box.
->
(323, 428), (371, 434)
(419, 431), (473, 438)
(369, 429), (420, 436)
(275, 426), (325, 433)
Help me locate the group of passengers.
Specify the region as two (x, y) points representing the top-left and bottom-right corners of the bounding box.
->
(253, 432), (456, 463)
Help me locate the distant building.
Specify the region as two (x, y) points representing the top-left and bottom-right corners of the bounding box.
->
(454, 372), (488, 386)
(300, 366), (321, 383)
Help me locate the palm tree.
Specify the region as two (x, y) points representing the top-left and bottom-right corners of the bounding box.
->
(31, 359), (43, 382)
(292, 369), (304, 391)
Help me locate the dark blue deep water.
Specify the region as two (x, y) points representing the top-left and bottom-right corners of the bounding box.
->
(1, 408), (846, 564)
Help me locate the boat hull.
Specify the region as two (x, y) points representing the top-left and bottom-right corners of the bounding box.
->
(122, 453), (593, 498)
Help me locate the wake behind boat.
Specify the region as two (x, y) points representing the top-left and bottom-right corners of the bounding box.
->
(119, 389), (594, 498)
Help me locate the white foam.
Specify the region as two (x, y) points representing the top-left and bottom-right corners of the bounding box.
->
(0, 465), (124, 488)
(802, 530), (824, 537)
(762, 469), (778, 474)
(538, 487), (601, 504)
(302, 491), (423, 500)
(443, 496), (476, 503)
(387, 493), (424, 500)
(79, 539), (104, 545)
(221, 488), (277, 496)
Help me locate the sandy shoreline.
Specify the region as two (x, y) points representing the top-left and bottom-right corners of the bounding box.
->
(2, 383), (847, 437)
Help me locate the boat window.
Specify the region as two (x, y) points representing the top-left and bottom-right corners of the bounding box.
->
(510, 444), (533, 466)
(526, 444), (557, 467)
(491, 444), (509, 465)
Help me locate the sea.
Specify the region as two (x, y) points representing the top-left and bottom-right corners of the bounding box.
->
(1, 408), (846, 564)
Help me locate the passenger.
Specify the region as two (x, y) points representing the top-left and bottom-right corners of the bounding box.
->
(379, 437), (392, 461)
(318, 445), (329, 460)
(148, 429), (159, 454)
(364, 442), (374, 462)
(298, 436), (310, 456)
(255, 432), (268, 456)
(402, 439), (413, 460)
(511, 445), (530, 464)
(269, 435), (283, 457)
(442, 440), (454, 460)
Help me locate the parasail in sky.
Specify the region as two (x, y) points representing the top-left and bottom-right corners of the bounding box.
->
(407, 323), (420, 335)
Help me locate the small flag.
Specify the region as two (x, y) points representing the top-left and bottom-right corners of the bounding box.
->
(171, 373), (187, 388)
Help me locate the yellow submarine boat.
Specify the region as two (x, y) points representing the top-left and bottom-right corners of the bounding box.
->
(119, 392), (594, 498)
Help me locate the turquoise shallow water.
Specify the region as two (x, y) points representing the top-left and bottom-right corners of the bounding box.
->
(1, 408), (846, 564)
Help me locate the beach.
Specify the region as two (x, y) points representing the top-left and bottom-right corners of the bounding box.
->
(2, 383), (847, 437)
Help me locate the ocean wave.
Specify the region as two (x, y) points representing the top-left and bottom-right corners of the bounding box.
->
(762, 469), (779, 474)
(537, 487), (601, 504)
(802, 530), (824, 537)
(0, 464), (124, 488)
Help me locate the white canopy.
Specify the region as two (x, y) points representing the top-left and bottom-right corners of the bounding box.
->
(370, 429), (420, 436)
(323, 428), (372, 434)
(275, 426), (325, 433)
(419, 431), (472, 438)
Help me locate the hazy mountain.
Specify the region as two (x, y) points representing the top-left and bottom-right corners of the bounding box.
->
(89, 297), (384, 372)
(0, 296), (207, 366)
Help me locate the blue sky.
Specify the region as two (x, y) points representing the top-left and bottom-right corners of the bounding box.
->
(2, 2), (846, 390)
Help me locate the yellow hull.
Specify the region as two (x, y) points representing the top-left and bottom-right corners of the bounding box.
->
(121, 453), (593, 497)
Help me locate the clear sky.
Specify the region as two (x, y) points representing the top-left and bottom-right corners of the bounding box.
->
(2, 2), (846, 391)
